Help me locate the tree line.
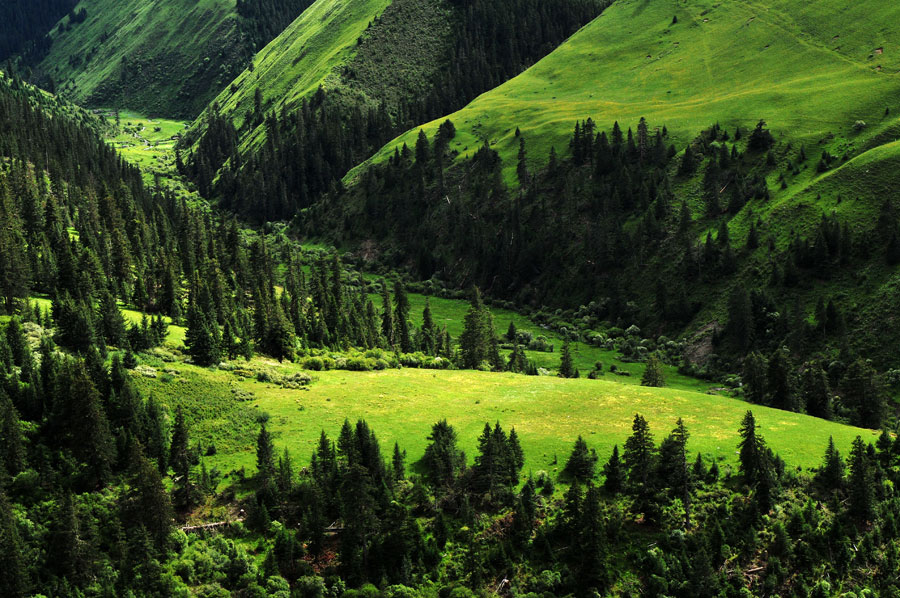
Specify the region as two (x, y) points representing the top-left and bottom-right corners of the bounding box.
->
(4, 340), (899, 598)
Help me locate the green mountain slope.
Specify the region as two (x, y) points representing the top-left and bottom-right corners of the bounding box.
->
(192, 0), (394, 150)
(184, 0), (605, 221)
(315, 0), (900, 371)
(34, 0), (246, 117)
(29, 0), (314, 117)
(358, 0), (900, 182)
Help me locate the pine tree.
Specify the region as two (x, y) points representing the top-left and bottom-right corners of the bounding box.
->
(602, 445), (624, 494)
(847, 436), (873, 522)
(185, 303), (221, 366)
(125, 453), (174, 550)
(97, 291), (127, 347)
(558, 337), (576, 378)
(801, 362), (833, 419)
(841, 358), (886, 429)
(0, 392), (24, 476)
(380, 282), (394, 348)
(420, 297), (436, 354)
(423, 419), (464, 487)
(818, 436), (844, 492)
(393, 281), (412, 353)
(623, 414), (656, 493)
(641, 353), (665, 387)
(392, 442), (406, 481)
(742, 352), (768, 404)
(0, 489), (27, 597)
(257, 424), (276, 505)
(459, 287), (488, 369)
(725, 286), (753, 351)
(738, 410), (774, 512)
(563, 435), (597, 481)
(169, 405), (195, 509)
(767, 347), (795, 411)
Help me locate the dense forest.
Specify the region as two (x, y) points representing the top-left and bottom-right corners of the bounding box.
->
(237, 0), (318, 52)
(0, 0), (77, 63)
(185, 0), (607, 222)
(3, 0), (900, 595)
(3, 344), (900, 598)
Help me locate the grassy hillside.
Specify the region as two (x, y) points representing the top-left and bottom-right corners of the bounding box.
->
(328, 0), (900, 367)
(33, 0), (248, 117)
(135, 356), (877, 477)
(355, 0), (900, 185)
(188, 0), (393, 150)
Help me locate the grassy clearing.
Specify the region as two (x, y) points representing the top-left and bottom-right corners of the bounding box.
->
(374, 290), (716, 393)
(137, 360), (877, 479)
(104, 110), (197, 196)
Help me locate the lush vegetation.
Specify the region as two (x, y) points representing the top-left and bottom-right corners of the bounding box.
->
(4, 0), (900, 595)
(0, 0), (77, 63)
(16, 0), (317, 117)
(184, 0), (606, 221)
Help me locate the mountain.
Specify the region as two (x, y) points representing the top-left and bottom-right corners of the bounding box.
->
(306, 0), (900, 368)
(26, 0), (313, 118)
(0, 0), (77, 63)
(184, 0), (606, 221)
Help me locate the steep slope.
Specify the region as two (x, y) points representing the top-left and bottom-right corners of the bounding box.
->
(358, 0), (900, 182)
(29, 0), (313, 118)
(0, 0), (77, 62)
(315, 0), (900, 371)
(195, 0), (394, 148)
(185, 0), (605, 221)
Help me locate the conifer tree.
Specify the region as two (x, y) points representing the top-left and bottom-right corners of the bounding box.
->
(459, 287), (489, 369)
(97, 291), (127, 347)
(623, 414), (656, 493)
(125, 452), (174, 550)
(380, 282), (394, 348)
(818, 436), (844, 492)
(848, 436), (873, 522)
(256, 424), (277, 507)
(767, 347), (795, 411)
(602, 445), (624, 494)
(420, 297), (436, 354)
(558, 336), (576, 378)
(185, 303), (221, 366)
(801, 362), (833, 419)
(169, 405), (195, 509)
(0, 489), (27, 597)
(423, 419), (464, 487)
(563, 435), (597, 481)
(392, 442), (406, 481)
(393, 281), (412, 353)
(742, 352), (768, 404)
(841, 359), (886, 429)
(738, 410), (774, 512)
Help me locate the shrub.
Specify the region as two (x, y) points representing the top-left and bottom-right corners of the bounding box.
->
(304, 357), (324, 371)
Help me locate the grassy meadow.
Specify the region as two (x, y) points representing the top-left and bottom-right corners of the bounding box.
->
(136, 357), (877, 484)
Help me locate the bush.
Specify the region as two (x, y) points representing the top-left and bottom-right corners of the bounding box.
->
(346, 357), (372, 371)
(304, 357), (324, 371)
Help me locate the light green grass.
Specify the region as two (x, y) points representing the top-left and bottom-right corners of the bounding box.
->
(191, 0), (392, 151)
(138, 361), (878, 477)
(38, 0), (242, 117)
(377, 291), (715, 393)
(351, 0), (900, 191)
(104, 110), (197, 197)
